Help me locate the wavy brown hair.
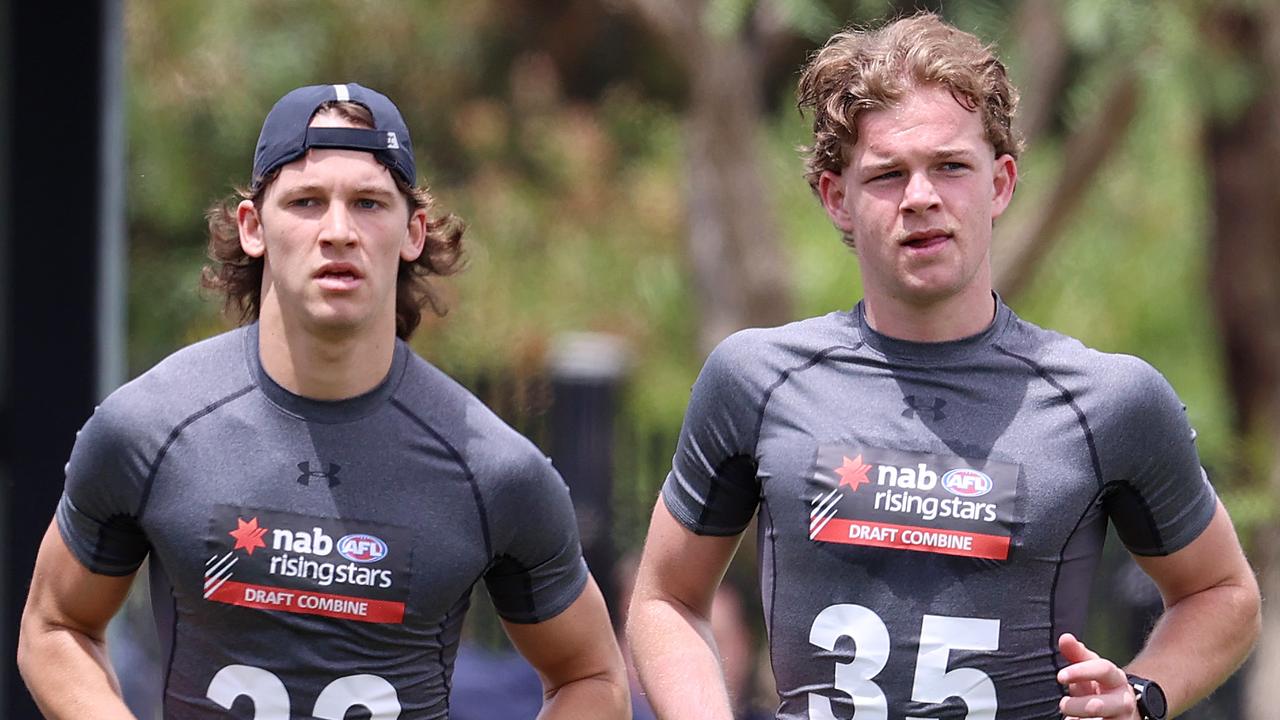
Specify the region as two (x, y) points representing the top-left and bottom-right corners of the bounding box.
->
(797, 12), (1023, 192)
(202, 100), (465, 340)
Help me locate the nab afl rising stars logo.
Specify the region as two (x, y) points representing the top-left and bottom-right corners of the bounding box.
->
(808, 444), (1020, 560)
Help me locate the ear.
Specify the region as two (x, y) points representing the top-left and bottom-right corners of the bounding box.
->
(237, 200), (266, 258)
(990, 154), (1018, 220)
(817, 170), (855, 234)
(401, 208), (428, 263)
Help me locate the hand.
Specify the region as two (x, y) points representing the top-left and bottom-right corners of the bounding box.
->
(1056, 633), (1140, 720)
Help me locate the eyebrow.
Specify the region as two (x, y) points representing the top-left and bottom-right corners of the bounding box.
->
(277, 182), (398, 199)
(350, 184), (398, 198)
(934, 148), (979, 161)
(861, 159), (900, 175)
(860, 147), (980, 173)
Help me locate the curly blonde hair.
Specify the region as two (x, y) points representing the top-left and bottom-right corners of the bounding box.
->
(797, 12), (1023, 191)
(201, 101), (465, 340)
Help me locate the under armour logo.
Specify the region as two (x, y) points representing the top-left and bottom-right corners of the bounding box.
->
(385, 131), (400, 149)
(297, 461), (341, 487)
(901, 395), (947, 421)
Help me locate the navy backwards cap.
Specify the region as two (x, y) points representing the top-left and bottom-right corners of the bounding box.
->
(251, 83), (416, 191)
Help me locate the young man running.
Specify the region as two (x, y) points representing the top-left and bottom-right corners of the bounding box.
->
(627, 15), (1258, 720)
(20, 83), (629, 719)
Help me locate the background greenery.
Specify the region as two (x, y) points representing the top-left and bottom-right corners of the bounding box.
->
(122, 1), (1277, 714)
(124, 0), (1249, 508)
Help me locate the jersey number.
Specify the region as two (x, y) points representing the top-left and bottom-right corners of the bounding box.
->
(808, 604), (999, 719)
(206, 665), (401, 719)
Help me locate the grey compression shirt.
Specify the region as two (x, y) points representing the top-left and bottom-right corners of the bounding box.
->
(58, 324), (588, 719)
(662, 297), (1216, 720)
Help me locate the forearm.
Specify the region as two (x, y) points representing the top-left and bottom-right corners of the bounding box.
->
(18, 621), (136, 720)
(537, 668), (631, 720)
(1126, 580), (1261, 714)
(627, 596), (735, 720)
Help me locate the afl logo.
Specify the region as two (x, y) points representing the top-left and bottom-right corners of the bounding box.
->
(337, 534), (388, 563)
(941, 468), (993, 498)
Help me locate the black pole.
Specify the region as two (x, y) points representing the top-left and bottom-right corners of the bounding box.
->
(2, 2), (110, 716)
(548, 334), (629, 628)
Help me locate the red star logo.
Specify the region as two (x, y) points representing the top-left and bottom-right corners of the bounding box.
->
(229, 517), (268, 556)
(835, 454), (872, 491)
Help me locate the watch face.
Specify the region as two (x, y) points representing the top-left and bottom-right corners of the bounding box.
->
(1143, 681), (1168, 718)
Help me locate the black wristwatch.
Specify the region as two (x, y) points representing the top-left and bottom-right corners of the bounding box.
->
(1126, 674), (1167, 720)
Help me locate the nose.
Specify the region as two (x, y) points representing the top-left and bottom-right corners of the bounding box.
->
(900, 171), (940, 214)
(318, 202), (358, 247)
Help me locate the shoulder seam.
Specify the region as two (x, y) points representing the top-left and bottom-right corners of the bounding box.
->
(135, 384), (256, 524)
(993, 345), (1104, 491)
(390, 398), (492, 559)
(753, 343), (863, 447)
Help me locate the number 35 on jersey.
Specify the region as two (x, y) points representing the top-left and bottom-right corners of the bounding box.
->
(808, 604), (1000, 720)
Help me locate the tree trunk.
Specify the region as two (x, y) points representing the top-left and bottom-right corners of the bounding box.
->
(1204, 5), (1280, 718)
(993, 1), (1140, 301)
(993, 68), (1139, 299)
(622, 0), (793, 353)
(684, 26), (793, 353)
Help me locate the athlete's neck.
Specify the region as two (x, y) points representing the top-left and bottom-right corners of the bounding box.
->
(255, 306), (397, 401)
(861, 285), (996, 343)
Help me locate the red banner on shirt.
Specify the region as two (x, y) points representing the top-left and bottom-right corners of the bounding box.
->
(812, 518), (1011, 560)
(207, 580), (406, 623)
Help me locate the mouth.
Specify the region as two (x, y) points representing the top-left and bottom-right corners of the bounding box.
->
(900, 229), (953, 251)
(313, 263), (364, 289)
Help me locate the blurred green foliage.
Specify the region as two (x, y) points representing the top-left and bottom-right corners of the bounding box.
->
(124, 0), (1266, 537)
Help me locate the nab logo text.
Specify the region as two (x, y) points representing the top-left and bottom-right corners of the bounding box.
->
(273, 527), (335, 556)
(876, 463), (940, 490)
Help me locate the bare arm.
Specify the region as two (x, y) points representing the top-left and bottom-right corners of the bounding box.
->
(18, 521), (139, 719)
(1129, 501), (1260, 707)
(504, 574), (631, 719)
(625, 499), (743, 720)
(1058, 501), (1260, 719)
